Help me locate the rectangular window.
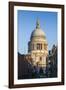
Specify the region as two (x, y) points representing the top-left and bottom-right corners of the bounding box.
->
(40, 44), (42, 50)
(37, 43), (40, 50)
(37, 43), (42, 50)
(32, 44), (34, 50)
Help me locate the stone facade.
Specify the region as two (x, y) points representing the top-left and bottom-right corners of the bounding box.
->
(28, 19), (48, 73)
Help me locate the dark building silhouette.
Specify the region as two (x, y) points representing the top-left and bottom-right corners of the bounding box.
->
(18, 53), (33, 79)
(46, 45), (57, 78)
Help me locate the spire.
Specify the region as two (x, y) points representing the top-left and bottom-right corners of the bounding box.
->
(36, 19), (40, 29)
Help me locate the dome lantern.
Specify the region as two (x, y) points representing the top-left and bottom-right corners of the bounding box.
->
(36, 19), (40, 29)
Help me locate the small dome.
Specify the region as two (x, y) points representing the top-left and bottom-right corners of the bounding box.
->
(31, 19), (46, 39)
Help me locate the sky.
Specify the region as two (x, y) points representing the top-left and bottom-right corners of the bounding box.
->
(18, 10), (57, 54)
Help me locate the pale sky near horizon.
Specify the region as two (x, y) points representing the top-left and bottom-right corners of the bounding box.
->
(18, 10), (57, 54)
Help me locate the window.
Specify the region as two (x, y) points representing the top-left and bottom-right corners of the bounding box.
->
(40, 44), (42, 50)
(37, 43), (40, 50)
(40, 57), (42, 61)
(37, 43), (42, 50)
(32, 44), (34, 50)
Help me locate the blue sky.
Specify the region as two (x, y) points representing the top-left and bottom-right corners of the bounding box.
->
(18, 10), (57, 54)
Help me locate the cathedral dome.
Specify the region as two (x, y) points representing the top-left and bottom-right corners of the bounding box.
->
(31, 19), (46, 39)
(31, 28), (45, 37)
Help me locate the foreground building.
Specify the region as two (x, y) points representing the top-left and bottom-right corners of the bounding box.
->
(46, 45), (57, 77)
